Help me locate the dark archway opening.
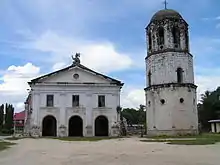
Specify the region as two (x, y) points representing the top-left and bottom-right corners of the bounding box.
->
(172, 26), (180, 47)
(95, 116), (109, 136)
(148, 71), (152, 86)
(148, 32), (152, 50)
(177, 67), (183, 83)
(68, 116), (83, 137)
(42, 115), (57, 136)
(158, 27), (164, 46)
(185, 31), (189, 50)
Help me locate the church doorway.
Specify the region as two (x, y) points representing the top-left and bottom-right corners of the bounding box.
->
(42, 115), (57, 136)
(68, 116), (83, 136)
(95, 116), (109, 136)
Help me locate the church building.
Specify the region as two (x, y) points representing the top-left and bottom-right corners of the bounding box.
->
(145, 8), (199, 135)
(24, 54), (123, 137)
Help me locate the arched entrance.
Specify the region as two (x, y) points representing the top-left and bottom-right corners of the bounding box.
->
(42, 115), (57, 136)
(68, 116), (83, 136)
(95, 116), (108, 136)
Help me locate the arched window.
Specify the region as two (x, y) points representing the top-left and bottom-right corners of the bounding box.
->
(172, 27), (180, 47)
(177, 67), (183, 83)
(148, 71), (152, 86)
(148, 32), (152, 50)
(158, 27), (164, 45)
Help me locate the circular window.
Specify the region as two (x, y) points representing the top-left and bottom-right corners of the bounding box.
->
(160, 99), (165, 104)
(180, 98), (184, 103)
(73, 73), (79, 79)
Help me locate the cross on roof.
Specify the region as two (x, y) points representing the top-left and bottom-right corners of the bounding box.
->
(163, 0), (168, 9)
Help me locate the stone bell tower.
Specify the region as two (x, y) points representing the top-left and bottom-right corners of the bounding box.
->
(145, 8), (198, 135)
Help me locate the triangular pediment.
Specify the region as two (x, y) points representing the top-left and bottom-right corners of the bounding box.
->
(29, 64), (123, 86)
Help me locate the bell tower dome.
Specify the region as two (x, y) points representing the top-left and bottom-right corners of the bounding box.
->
(145, 8), (198, 136)
(146, 9), (189, 56)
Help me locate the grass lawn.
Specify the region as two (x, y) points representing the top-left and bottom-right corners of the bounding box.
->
(47, 136), (122, 141)
(0, 141), (15, 151)
(141, 133), (220, 145)
(0, 132), (12, 136)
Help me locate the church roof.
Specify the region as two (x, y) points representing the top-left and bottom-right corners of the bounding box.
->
(150, 9), (183, 22)
(14, 110), (25, 121)
(29, 63), (124, 86)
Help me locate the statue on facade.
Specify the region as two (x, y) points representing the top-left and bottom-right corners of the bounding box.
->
(72, 53), (81, 64)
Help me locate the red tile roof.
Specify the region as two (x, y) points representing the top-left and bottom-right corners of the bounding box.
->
(14, 110), (25, 121)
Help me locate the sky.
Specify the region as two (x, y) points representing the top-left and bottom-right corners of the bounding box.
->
(0, 0), (220, 112)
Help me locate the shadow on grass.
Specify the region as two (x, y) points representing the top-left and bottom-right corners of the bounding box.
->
(0, 133), (12, 136)
(4, 137), (25, 141)
(0, 141), (15, 151)
(141, 133), (220, 145)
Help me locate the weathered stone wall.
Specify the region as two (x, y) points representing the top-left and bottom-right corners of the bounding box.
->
(146, 85), (198, 135)
(146, 52), (194, 86)
(146, 19), (189, 54)
(145, 12), (198, 136)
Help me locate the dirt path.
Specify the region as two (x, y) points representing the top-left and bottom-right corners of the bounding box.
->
(0, 138), (220, 165)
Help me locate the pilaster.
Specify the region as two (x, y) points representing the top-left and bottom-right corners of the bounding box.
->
(85, 93), (93, 136)
(59, 92), (67, 137)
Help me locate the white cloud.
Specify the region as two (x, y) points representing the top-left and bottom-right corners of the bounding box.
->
(15, 102), (25, 111)
(195, 75), (220, 101)
(0, 63), (40, 94)
(26, 30), (134, 73)
(121, 86), (145, 108)
(0, 63), (40, 112)
(52, 62), (67, 71)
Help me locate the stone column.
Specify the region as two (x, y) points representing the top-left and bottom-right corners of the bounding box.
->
(164, 24), (170, 49)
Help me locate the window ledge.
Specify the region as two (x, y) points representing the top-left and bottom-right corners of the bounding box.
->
(40, 106), (59, 109)
(66, 106), (86, 110)
(93, 107), (112, 110)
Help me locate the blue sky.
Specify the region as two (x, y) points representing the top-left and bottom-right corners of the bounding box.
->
(0, 0), (220, 111)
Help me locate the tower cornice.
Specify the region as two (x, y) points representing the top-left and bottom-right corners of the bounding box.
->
(144, 83), (197, 91)
(145, 49), (192, 60)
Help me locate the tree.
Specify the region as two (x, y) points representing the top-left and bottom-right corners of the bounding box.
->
(121, 108), (139, 126)
(200, 90), (211, 102)
(137, 104), (146, 137)
(137, 104), (146, 125)
(4, 104), (14, 133)
(121, 105), (146, 126)
(0, 104), (4, 130)
(198, 87), (220, 131)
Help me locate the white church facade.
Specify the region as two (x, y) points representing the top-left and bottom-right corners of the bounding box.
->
(145, 9), (199, 135)
(24, 54), (123, 137)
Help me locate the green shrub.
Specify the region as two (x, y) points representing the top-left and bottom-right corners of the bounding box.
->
(1, 128), (13, 135)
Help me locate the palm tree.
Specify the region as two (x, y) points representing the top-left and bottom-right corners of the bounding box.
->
(200, 90), (211, 103)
